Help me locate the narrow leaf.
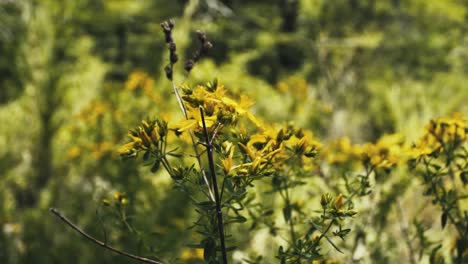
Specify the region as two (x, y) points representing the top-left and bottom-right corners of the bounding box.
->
(441, 213), (448, 229)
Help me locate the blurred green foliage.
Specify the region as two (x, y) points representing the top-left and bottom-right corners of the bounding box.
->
(0, 0), (467, 263)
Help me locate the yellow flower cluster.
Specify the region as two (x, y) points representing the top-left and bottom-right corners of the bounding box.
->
(172, 80), (260, 134)
(113, 192), (128, 205)
(91, 142), (114, 160)
(125, 71), (154, 92)
(77, 101), (109, 124)
(276, 75), (308, 98)
(102, 192), (128, 206)
(411, 112), (467, 158)
(324, 134), (406, 169)
(118, 118), (168, 159)
(324, 113), (467, 169)
(225, 124), (321, 176)
(358, 134), (405, 169)
(323, 137), (356, 165)
(124, 71), (161, 102)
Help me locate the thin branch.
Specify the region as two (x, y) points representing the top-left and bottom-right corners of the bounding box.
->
(49, 208), (164, 264)
(199, 106), (228, 264)
(209, 122), (222, 145)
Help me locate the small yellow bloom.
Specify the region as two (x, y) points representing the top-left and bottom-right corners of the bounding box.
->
(113, 192), (128, 205)
(67, 146), (81, 159)
(180, 248), (204, 260)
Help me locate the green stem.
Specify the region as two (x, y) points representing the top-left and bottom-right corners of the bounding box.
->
(316, 219), (334, 244)
(284, 188), (296, 244)
(171, 80), (215, 201)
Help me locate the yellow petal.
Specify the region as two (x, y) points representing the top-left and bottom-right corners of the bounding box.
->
(118, 142), (136, 154)
(172, 119), (197, 132)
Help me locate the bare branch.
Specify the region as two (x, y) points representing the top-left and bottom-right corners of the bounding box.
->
(50, 208), (164, 264)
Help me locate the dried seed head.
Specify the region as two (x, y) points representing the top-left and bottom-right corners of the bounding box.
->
(168, 19), (175, 29)
(196, 30), (207, 42)
(160, 22), (171, 33)
(169, 42), (177, 52)
(164, 65), (173, 80)
(203, 41), (213, 50)
(170, 52), (178, 64)
(160, 20), (174, 43)
(184, 60), (194, 72)
(192, 51), (201, 62)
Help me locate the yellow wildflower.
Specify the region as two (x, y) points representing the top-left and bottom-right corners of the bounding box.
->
(411, 113), (468, 158)
(67, 146), (81, 159)
(125, 71), (154, 92)
(180, 248), (204, 260)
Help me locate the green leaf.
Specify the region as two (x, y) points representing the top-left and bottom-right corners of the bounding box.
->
(278, 245), (284, 255)
(460, 171), (468, 185)
(203, 238), (216, 261)
(143, 150), (150, 161)
(283, 205), (291, 222)
(263, 209), (274, 216)
(324, 236), (344, 254)
(166, 152), (183, 158)
(227, 215), (247, 223)
(150, 160), (160, 172)
(225, 177), (234, 193)
(430, 163), (441, 171)
(429, 244), (442, 264)
(196, 201), (216, 210)
(441, 213), (448, 229)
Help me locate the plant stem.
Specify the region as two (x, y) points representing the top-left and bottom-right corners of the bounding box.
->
(199, 106), (228, 264)
(284, 188), (296, 244)
(172, 80), (215, 201)
(50, 208), (163, 264)
(396, 200), (417, 264)
(316, 219), (334, 244)
(422, 157), (463, 236)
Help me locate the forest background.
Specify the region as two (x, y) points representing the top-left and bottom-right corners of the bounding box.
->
(1, 0), (467, 263)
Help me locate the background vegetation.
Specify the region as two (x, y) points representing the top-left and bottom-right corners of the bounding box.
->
(0, 0), (467, 263)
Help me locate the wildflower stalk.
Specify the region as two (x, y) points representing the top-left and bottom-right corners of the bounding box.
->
(421, 156), (463, 236)
(162, 18), (215, 201)
(199, 106), (228, 264)
(280, 183), (296, 244)
(50, 208), (163, 264)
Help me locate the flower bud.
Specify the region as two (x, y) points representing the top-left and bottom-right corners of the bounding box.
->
(333, 194), (345, 209)
(151, 127), (160, 144)
(321, 193), (331, 206)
